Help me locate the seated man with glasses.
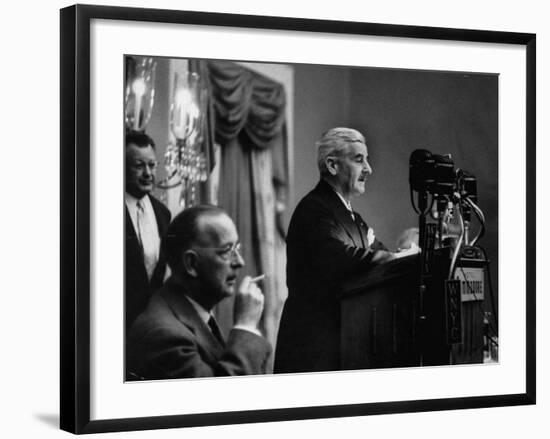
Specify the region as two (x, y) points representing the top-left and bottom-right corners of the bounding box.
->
(127, 205), (271, 380)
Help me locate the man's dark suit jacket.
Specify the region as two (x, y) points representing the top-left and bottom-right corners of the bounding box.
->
(125, 194), (171, 330)
(127, 279), (271, 379)
(274, 179), (387, 373)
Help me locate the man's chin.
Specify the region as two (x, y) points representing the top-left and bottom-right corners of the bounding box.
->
(221, 290), (234, 300)
(223, 284), (236, 297)
(139, 184), (154, 194)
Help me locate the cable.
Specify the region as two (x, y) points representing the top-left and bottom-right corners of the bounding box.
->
(466, 197), (486, 246)
(457, 266), (499, 340)
(448, 203), (465, 279)
(478, 245), (499, 330)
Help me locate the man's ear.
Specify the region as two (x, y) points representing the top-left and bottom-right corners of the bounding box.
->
(325, 156), (339, 176)
(182, 250), (199, 278)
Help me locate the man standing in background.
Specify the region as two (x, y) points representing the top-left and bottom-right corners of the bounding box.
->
(125, 131), (171, 329)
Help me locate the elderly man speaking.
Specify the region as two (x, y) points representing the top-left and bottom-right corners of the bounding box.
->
(275, 127), (418, 374)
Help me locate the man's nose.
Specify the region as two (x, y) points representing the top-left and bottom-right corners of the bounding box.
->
(231, 249), (245, 268)
(143, 165), (154, 176)
(363, 160), (373, 175)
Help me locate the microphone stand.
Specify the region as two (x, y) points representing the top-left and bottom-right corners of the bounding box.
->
(436, 196), (447, 248)
(462, 201), (471, 246)
(417, 190), (429, 366)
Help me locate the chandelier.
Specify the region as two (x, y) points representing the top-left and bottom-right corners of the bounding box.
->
(124, 57), (157, 132)
(160, 71), (208, 208)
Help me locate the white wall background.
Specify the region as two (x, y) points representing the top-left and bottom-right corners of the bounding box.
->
(0, 0), (546, 437)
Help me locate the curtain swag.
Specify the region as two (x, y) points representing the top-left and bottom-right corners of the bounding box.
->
(207, 60), (286, 149)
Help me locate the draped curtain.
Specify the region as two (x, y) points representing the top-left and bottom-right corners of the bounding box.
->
(203, 60), (289, 372)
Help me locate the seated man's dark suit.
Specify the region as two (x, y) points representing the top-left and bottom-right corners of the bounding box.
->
(127, 279), (272, 379)
(125, 194), (171, 329)
(274, 179), (387, 373)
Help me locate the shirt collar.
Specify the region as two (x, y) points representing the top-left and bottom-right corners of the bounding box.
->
(332, 188), (353, 213)
(125, 192), (140, 207)
(125, 192), (150, 210)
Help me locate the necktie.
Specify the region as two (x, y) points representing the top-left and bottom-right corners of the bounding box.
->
(136, 199), (145, 245)
(207, 316), (225, 346)
(343, 200), (354, 220)
(136, 199), (158, 281)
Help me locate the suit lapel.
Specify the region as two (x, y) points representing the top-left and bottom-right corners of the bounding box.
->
(161, 282), (224, 360)
(147, 195), (170, 286)
(149, 194), (170, 236)
(314, 180), (365, 248)
(352, 211), (369, 248)
(125, 205), (139, 241)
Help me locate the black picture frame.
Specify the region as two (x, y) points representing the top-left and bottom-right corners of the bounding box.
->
(60, 4), (536, 434)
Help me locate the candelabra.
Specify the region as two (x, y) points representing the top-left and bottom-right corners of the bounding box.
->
(160, 71), (208, 208)
(124, 57), (157, 131)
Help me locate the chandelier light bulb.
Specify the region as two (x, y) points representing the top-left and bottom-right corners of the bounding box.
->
(131, 78), (147, 97)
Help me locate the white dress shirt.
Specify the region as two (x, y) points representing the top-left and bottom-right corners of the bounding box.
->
(125, 193), (161, 281)
(331, 188), (376, 246)
(333, 189), (355, 219)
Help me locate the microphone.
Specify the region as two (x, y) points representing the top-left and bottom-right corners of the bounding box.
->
(409, 149), (435, 193)
(457, 169), (477, 204)
(432, 154), (455, 196)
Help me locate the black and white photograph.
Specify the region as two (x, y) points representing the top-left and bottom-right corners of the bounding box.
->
(55, 3), (537, 435)
(123, 55), (499, 381)
(4, 0), (549, 437)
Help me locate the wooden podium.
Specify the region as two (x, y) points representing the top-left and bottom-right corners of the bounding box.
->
(339, 251), (471, 370)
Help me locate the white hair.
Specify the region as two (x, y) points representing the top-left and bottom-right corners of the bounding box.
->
(316, 127), (366, 176)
